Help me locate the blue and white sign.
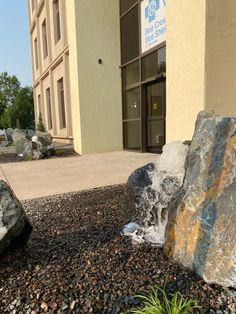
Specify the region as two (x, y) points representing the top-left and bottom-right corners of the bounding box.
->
(141, 0), (166, 53)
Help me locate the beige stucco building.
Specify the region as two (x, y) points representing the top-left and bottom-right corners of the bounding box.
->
(29, 0), (236, 155)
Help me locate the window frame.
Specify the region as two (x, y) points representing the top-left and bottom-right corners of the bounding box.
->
(34, 37), (39, 70)
(57, 78), (66, 129)
(53, 0), (61, 43)
(46, 88), (53, 130)
(42, 19), (48, 59)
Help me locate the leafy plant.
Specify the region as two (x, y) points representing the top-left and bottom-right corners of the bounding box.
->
(55, 148), (66, 156)
(128, 285), (200, 314)
(37, 112), (46, 132)
(25, 155), (33, 161)
(16, 118), (21, 129)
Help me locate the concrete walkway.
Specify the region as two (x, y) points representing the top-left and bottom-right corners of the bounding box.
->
(0, 151), (158, 200)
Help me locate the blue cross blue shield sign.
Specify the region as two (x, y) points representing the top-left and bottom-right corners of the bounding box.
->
(141, 0), (166, 53)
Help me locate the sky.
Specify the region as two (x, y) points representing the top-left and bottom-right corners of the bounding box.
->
(0, 0), (32, 87)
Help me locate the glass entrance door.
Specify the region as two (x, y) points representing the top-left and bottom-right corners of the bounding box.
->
(145, 80), (165, 152)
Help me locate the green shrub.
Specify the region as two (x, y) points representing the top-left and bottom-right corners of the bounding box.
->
(37, 112), (46, 132)
(55, 148), (66, 156)
(129, 285), (200, 314)
(16, 118), (21, 129)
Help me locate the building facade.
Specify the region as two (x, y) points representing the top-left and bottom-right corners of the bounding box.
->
(29, 0), (236, 154)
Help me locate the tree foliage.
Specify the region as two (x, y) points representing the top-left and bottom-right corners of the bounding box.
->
(0, 72), (20, 115)
(0, 72), (34, 130)
(37, 112), (46, 132)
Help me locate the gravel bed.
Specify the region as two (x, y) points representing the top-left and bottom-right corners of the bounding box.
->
(0, 185), (235, 313)
(0, 150), (78, 164)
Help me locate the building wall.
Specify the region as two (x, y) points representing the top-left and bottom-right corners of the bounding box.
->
(73, 0), (123, 154)
(28, 0), (73, 143)
(65, 0), (82, 153)
(205, 0), (236, 117)
(166, 0), (206, 143)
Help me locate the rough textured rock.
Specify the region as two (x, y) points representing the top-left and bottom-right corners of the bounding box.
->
(12, 129), (32, 157)
(0, 180), (32, 255)
(2, 128), (13, 146)
(31, 132), (54, 159)
(26, 129), (35, 139)
(165, 110), (236, 288)
(123, 142), (188, 245)
(12, 129), (54, 160)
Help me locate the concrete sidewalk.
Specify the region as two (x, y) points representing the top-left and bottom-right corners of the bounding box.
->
(0, 151), (158, 200)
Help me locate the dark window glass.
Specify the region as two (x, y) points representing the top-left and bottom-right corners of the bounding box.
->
(122, 60), (139, 89)
(46, 88), (53, 129)
(157, 46), (166, 74)
(53, 0), (61, 43)
(146, 81), (165, 149)
(142, 51), (158, 81)
(123, 120), (140, 150)
(147, 120), (165, 148)
(147, 82), (165, 118)
(120, 0), (137, 15)
(121, 6), (139, 64)
(57, 78), (66, 129)
(31, 0), (35, 12)
(123, 87), (140, 120)
(34, 38), (39, 70)
(38, 95), (41, 114)
(42, 19), (48, 59)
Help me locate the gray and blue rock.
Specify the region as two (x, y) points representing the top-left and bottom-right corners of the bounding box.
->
(165, 110), (236, 288)
(0, 180), (32, 255)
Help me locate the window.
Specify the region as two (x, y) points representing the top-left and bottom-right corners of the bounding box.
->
(42, 19), (48, 59)
(53, 0), (61, 43)
(121, 5), (139, 64)
(142, 51), (158, 81)
(57, 78), (66, 129)
(31, 0), (35, 12)
(123, 121), (141, 150)
(46, 88), (53, 129)
(157, 46), (166, 74)
(120, 0), (137, 15)
(122, 60), (139, 89)
(38, 94), (41, 114)
(34, 38), (39, 70)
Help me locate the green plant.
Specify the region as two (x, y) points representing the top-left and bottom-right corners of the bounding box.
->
(37, 112), (46, 132)
(16, 118), (21, 129)
(129, 285), (200, 314)
(25, 155), (33, 161)
(55, 148), (66, 156)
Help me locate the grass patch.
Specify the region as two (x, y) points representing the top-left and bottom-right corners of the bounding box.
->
(55, 148), (66, 156)
(129, 285), (200, 314)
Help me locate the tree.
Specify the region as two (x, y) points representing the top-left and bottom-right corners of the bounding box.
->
(8, 87), (35, 129)
(37, 112), (46, 132)
(0, 72), (21, 115)
(0, 108), (11, 129)
(0, 72), (35, 130)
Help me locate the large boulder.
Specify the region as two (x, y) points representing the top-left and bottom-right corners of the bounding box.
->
(12, 129), (54, 160)
(0, 180), (32, 254)
(123, 141), (188, 245)
(12, 129), (32, 157)
(3, 128), (13, 146)
(165, 110), (236, 288)
(31, 132), (54, 159)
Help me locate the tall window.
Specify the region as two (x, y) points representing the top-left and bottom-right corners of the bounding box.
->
(38, 94), (41, 114)
(34, 38), (39, 70)
(57, 78), (66, 129)
(53, 0), (61, 43)
(46, 88), (53, 129)
(31, 0), (35, 12)
(42, 19), (48, 59)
